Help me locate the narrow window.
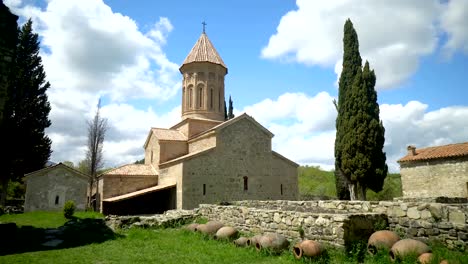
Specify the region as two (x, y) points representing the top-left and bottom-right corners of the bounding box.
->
(281, 184), (283, 195)
(151, 150), (153, 163)
(55, 195), (59, 205)
(198, 86), (203, 108)
(243, 176), (248, 191)
(218, 90), (221, 111)
(189, 87), (193, 108)
(203, 184), (206, 195)
(182, 87), (185, 111)
(210, 88), (213, 109)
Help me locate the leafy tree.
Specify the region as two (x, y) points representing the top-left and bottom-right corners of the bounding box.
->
(224, 99), (228, 120)
(228, 95), (234, 119)
(84, 99), (108, 210)
(62, 161), (75, 168)
(134, 158), (144, 164)
(334, 19), (387, 200)
(0, 19), (52, 206)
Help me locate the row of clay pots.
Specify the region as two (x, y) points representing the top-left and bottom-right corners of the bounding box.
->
(368, 230), (449, 263)
(185, 221), (239, 240)
(234, 233), (290, 253)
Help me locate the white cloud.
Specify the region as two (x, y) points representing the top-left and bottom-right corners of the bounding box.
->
(261, 0), (468, 89)
(440, 0), (468, 56)
(241, 92), (468, 173)
(5, 0), (181, 167)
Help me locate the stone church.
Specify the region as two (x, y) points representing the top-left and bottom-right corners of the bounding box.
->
(99, 31), (298, 215)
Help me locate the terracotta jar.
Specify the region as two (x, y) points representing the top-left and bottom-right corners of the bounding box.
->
(390, 239), (430, 261)
(184, 223), (199, 232)
(293, 240), (323, 259)
(234, 237), (249, 247)
(247, 234), (263, 247)
(215, 226), (238, 240)
(255, 233), (289, 253)
(195, 220), (223, 235)
(367, 230), (400, 255)
(418, 252), (433, 264)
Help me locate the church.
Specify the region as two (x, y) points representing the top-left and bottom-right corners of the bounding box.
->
(98, 30), (298, 215)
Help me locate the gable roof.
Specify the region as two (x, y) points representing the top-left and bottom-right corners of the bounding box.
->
(24, 162), (90, 181)
(180, 32), (227, 71)
(103, 164), (157, 176)
(398, 142), (468, 163)
(191, 113), (274, 140)
(143, 128), (187, 148)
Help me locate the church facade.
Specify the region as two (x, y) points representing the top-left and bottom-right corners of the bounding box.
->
(99, 31), (298, 215)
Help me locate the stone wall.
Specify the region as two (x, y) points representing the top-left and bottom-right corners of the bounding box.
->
(188, 133), (216, 153)
(204, 200), (467, 250)
(400, 157), (468, 198)
(101, 175), (158, 199)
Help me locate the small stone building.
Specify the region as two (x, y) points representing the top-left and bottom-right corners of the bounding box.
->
(24, 163), (90, 212)
(398, 142), (468, 198)
(100, 30), (299, 215)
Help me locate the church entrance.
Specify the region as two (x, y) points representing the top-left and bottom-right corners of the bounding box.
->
(102, 187), (176, 215)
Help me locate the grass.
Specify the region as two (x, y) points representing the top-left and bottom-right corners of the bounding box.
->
(1, 212), (467, 264)
(0, 210), (103, 228)
(298, 166), (403, 201)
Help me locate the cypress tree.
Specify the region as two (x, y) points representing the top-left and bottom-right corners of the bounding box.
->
(0, 19), (52, 205)
(335, 19), (387, 200)
(224, 98), (228, 120)
(228, 95), (234, 119)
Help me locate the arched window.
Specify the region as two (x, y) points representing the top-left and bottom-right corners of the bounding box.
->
(243, 176), (248, 191)
(203, 184), (206, 195)
(218, 90), (222, 111)
(182, 87), (186, 111)
(210, 88), (214, 109)
(188, 86), (193, 109)
(280, 184), (283, 195)
(198, 85), (203, 108)
(55, 195), (59, 205)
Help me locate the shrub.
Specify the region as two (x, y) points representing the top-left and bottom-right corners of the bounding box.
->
(63, 200), (76, 219)
(0, 205), (4, 216)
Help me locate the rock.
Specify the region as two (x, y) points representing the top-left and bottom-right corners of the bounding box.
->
(42, 239), (63, 247)
(448, 211), (465, 225)
(407, 207), (421, 219)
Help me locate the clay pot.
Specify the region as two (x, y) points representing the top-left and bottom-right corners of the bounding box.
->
(439, 260), (449, 264)
(247, 234), (263, 247)
(184, 223), (199, 232)
(215, 226), (238, 240)
(195, 221), (224, 235)
(255, 233), (289, 253)
(390, 239), (430, 261)
(367, 230), (400, 255)
(293, 240), (323, 259)
(418, 253), (433, 264)
(234, 237), (249, 247)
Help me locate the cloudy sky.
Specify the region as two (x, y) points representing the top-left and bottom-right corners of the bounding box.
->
(5, 0), (468, 172)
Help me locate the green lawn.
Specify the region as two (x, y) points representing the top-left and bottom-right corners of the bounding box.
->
(1, 212), (466, 264)
(0, 211), (103, 228)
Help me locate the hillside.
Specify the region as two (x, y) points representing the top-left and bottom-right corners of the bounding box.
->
(298, 166), (402, 201)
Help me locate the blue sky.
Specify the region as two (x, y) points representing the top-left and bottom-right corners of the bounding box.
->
(5, 0), (468, 172)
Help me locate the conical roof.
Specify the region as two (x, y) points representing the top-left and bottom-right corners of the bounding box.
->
(181, 33), (227, 71)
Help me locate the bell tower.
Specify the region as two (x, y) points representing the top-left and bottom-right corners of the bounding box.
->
(179, 26), (227, 122)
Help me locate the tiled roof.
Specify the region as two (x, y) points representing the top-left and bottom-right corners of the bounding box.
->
(152, 128), (186, 141)
(398, 142), (468, 163)
(181, 33), (227, 69)
(104, 164), (157, 176)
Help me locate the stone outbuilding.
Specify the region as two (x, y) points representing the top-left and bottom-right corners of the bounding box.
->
(24, 163), (90, 212)
(99, 30), (299, 215)
(398, 142), (468, 198)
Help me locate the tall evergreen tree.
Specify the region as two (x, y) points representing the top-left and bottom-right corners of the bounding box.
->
(224, 98), (228, 120)
(228, 95), (234, 120)
(335, 19), (387, 200)
(0, 19), (52, 205)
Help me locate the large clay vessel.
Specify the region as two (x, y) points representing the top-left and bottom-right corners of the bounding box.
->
(367, 230), (400, 255)
(215, 226), (238, 240)
(418, 252), (433, 264)
(195, 221), (224, 235)
(293, 240), (322, 259)
(390, 239), (430, 261)
(247, 234), (263, 247)
(234, 237), (249, 247)
(184, 223), (199, 232)
(439, 260), (449, 264)
(255, 233), (289, 253)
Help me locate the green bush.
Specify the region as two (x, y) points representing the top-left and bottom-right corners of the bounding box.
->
(0, 205), (4, 216)
(63, 200), (76, 219)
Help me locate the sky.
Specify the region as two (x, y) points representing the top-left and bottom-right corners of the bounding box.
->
(4, 0), (468, 172)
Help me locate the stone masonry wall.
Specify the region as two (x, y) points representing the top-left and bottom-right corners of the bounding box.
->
(102, 175), (158, 199)
(400, 157), (468, 198)
(188, 133), (216, 153)
(220, 200), (468, 250)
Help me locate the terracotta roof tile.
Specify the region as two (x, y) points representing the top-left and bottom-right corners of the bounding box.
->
(398, 142), (468, 163)
(152, 128), (186, 141)
(104, 164), (157, 176)
(181, 33), (227, 69)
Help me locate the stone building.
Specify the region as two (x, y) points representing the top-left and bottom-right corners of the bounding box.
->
(24, 163), (89, 212)
(398, 142), (468, 198)
(100, 31), (298, 215)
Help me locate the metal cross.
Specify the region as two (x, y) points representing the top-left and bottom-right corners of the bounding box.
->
(202, 21), (207, 33)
